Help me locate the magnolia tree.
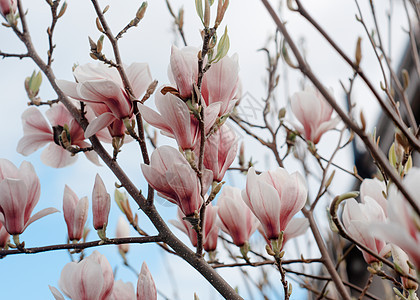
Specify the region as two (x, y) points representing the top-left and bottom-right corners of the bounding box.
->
(0, 0), (419, 299)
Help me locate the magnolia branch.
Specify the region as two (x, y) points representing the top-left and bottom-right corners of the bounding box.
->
(0, 236), (161, 257)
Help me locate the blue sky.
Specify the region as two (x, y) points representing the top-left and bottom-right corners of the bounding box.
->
(0, 0), (410, 299)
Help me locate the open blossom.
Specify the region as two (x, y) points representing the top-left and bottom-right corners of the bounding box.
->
(290, 86), (340, 144)
(0, 0), (16, 16)
(0, 159), (58, 235)
(242, 167), (307, 241)
(50, 251), (114, 300)
(169, 45), (240, 116)
(138, 91), (220, 150)
(342, 197), (388, 264)
(200, 125), (238, 182)
(217, 186), (259, 247)
(57, 62), (152, 138)
(17, 104), (102, 168)
(92, 174), (110, 231)
(170, 205), (219, 252)
(372, 168), (420, 269)
(63, 185), (88, 241)
(137, 262), (157, 300)
(141, 146), (212, 217)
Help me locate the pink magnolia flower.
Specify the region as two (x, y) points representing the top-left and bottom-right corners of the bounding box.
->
(138, 91), (220, 150)
(0, 159), (58, 235)
(0, 0), (16, 16)
(17, 104), (102, 168)
(290, 86), (340, 144)
(116, 216), (130, 254)
(0, 222), (9, 248)
(92, 174), (110, 231)
(217, 186), (259, 247)
(57, 62), (152, 138)
(242, 167), (307, 241)
(110, 280), (135, 300)
(137, 262), (157, 300)
(372, 168), (420, 269)
(200, 125), (238, 182)
(169, 45), (199, 99)
(170, 205), (219, 252)
(360, 177), (387, 215)
(259, 218), (309, 250)
(50, 250), (114, 300)
(141, 146), (212, 217)
(63, 185), (88, 242)
(201, 54), (240, 116)
(342, 197), (388, 264)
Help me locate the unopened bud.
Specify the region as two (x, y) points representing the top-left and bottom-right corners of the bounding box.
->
(355, 37), (362, 67)
(136, 2), (148, 21)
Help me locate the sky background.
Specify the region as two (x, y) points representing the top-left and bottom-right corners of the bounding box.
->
(0, 0), (412, 299)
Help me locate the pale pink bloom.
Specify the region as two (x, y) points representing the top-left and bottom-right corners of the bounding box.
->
(200, 125), (238, 182)
(0, 159), (58, 235)
(391, 245), (418, 290)
(138, 91), (220, 150)
(242, 167), (307, 240)
(17, 105), (102, 168)
(217, 186), (259, 247)
(360, 178), (387, 215)
(290, 86), (340, 144)
(342, 198), (388, 264)
(57, 62), (152, 138)
(372, 168), (420, 269)
(51, 251), (114, 300)
(137, 262), (157, 300)
(0, 0), (16, 16)
(202, 54), (240, 116)
(169, 209), (197, 247)
(141, 146), (212, 217)
(169, 45), (199, 99)
(0, 222), (9, 248)
(63, 185), (88, 241)
(110, 280), (135, 300)
(170, 205), (219, 252)
(92, 174), (110, 231)
(116, 216), (130, 254)
(259, 218), (309, 250)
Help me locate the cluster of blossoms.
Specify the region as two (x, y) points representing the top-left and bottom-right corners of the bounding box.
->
(49, 251), (157, 300)
(340, 168), (420, 292)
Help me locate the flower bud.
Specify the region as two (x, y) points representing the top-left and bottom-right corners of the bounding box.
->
(92, 174), (110, 232)
(0, 0), (17, 17)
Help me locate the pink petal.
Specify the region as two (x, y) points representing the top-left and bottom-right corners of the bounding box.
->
(126, 63), (153, 99)
(84, 112), (115, 138)
(24, 207), (59, 230)
(40, 143), (77, 168)
(0, 179), (27, 235)
(17, 107), (53, 155)
(48, 286), (65, 300)
(78, 80), (131, 118)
